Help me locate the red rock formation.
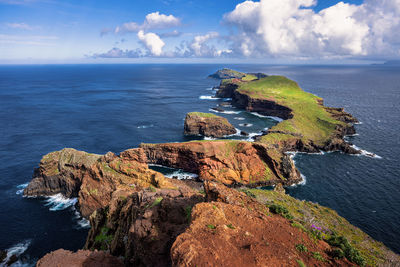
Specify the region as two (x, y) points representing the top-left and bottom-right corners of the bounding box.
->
(36, 249), (124, 267)
(171, 182), (353, 267)
(141, 140), (301, 186)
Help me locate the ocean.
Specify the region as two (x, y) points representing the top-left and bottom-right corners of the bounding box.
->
(0, 64), (399, 265)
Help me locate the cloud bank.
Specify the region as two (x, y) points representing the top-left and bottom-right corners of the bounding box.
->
(224, 0), (400, 59)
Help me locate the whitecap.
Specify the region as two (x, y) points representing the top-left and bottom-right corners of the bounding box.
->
(223, 98), (232, 101)
(355, 121), (363, 125)
(351, 145), (382, 159)
(199, 95), (220, 100)
(16, 183), (29, 195)
(249, 112), (284, 122)
(209, 108), (241, 114)
(2, 240), (32, 267)
(72, 209), (90, 229)
(203, 136), (216, 140)
(290, 174), (307, 187)
(205, 87), (213, 91)
(165, 171), (199, 180)
(234, 117), (245, 120)
(43, 193), (78, 211)
(239, 123), (253, 127)
(137, 124), (154, 129)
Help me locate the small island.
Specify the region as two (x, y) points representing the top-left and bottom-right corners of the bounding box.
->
(22, 69), (400, 267)
(184, 112), (237, 138)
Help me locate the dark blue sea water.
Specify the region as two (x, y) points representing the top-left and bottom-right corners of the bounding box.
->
(0, 64), (399, 265)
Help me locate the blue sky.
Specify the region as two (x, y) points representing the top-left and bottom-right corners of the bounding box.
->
(0, 0), (398, 63)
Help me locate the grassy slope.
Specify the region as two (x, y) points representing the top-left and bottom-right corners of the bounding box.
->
(247, 189), (399, 266)
(235, 76), (345, 147)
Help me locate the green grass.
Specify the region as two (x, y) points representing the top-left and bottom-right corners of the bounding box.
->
(206, 224), (216, 229)
(247, 189), (394, 266)
(185, 206), (192, 222)
(94, 226), (113, 250)
(231, 75), (346, 147)
(296, 259), (307, 267)
(146, 197), (163, 209)
(188, 112), (218, 118)
(226, 223), (235, 229)
(312, 252), (325, 262)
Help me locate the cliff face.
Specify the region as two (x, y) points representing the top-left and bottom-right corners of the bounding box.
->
(85, 187), (204, 267)
(183, 112), (236, 138)
(24, 148), (176, 218)
(141, 141), (301, 186)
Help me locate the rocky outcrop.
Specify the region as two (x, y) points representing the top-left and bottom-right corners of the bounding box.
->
(171, 182), (353, 267)
(141, 141), (301, 186)
(24, 148), (176, 218)
(36, 249), (124, 267)
(184, 112), (236, 138)
(85, 187), (204, 267)
(208, 68), (246, 79)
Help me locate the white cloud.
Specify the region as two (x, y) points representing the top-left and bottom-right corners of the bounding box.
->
(6, 22), (35, 30)
(137, 30), (165, 56)
(190, 32), (219, 57)
(224, 0), (400, 58)
(114, 12), (180, 34)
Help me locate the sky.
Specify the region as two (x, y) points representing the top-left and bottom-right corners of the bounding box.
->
(0, 0), (399, 64)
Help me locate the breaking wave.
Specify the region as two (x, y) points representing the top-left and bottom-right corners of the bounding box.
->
(16, 183), (29, 195)
(43, 194), (78, 211)
(209, 108), (241, 114)
(351, 145), (382, 159)
(199, 95), (220, 100)
(1, 240), (33, 267)
(249, 112), (284, 122)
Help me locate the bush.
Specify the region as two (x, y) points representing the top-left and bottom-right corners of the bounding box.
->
(328, 248), (345, 259)
(269, 204), (294, 220)
(326, 233), (365, 266)
(296, 244), (308, 253)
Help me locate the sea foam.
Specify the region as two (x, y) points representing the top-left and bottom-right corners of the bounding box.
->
(16, 183), (29, 195)
(199, 95), (220, 100)
(43, 194), (78, 211)
(249, 112), (284, 122)
(1, 240), (32, 267)
(209, 108), (241, 114)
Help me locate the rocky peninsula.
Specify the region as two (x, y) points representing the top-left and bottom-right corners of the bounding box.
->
(20, 69), (400, 267)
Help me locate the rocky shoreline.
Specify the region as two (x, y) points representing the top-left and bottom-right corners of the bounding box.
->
(18, 69), (400, 267)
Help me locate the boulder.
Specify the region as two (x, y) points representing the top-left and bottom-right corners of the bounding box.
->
(184, 112), (236, 138)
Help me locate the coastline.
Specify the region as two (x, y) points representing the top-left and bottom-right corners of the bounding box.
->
(8, 69), (396, 267)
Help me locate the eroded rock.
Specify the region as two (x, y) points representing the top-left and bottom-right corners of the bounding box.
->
(184, 112), (236, 138)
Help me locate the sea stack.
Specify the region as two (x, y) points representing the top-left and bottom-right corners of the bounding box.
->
(184, 112), (236, 138)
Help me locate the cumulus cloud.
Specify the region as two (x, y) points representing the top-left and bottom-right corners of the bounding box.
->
(91, 47), (142, 58)
(181, 32), (231, 57)
(114, 12), (180, 34)
(137, 30), (165, 56)
(224, 0), (400, 58)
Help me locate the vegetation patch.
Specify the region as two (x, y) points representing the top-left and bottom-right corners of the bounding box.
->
(94, 226), (113, 250)
(295, 244), (308, 253)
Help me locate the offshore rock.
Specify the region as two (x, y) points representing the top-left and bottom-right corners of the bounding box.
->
(184, 112), (236, 138)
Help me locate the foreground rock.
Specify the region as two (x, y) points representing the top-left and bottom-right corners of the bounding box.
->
(37, 249), (124, 267)
(172, 182), (353, 267)
(24, 148), (176, 218)
(85, 187), (204, 266)
(184, 112), (236, 138)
